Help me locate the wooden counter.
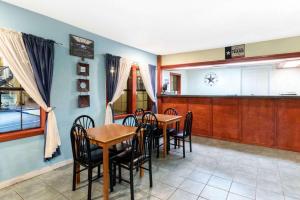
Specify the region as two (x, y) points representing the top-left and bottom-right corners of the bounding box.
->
(158, 95), (300, 152)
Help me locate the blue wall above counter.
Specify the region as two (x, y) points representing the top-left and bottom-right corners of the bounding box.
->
(0, 1), (156, 182)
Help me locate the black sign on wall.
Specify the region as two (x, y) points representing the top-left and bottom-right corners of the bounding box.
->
(225, 44), (245, 59)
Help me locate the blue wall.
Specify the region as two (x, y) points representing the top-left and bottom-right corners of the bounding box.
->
(0, 2), (156, 182)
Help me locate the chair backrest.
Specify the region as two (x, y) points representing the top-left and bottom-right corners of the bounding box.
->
(183, 111), (193, 137)
(164, 108), (178, 116)
(123, 114), (138, 127)
(164, 108), (179, 132)
(130, 125), (152, 163)
(134, 108), (145, 117)
(142, 111), (158, 131)
(70, 124), (92, 164)
(73, 115), (95, 129)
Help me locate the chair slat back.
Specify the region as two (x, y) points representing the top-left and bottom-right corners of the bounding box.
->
(183, 111), (193, 137)
(142, 111), (158, 131)
(164, 108), (179, 132)
(130, 125), (152, 164)
(123, 114), (138, 127)
(70, 124), (91, 164)
(73, 115), (95, 129)
(121, 114), (138, 146)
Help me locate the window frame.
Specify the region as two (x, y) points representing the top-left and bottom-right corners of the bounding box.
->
(108, 65), (152, 120)
(0, 88), (45, 142)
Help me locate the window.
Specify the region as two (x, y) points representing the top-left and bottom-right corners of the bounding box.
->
(136, 69), (148, 111)
(0, 60), (44, 141)
(170, 73), (181, 94)
(111, 66), (150, 118)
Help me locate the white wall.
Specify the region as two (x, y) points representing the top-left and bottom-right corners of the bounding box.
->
(162, 65), (300, 96)
(185, 68), (241, 95)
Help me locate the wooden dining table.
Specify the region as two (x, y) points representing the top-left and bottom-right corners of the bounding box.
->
(137, 114), (182, 157)
(86, 124), (137, 200)
(155, 114), (182, 157)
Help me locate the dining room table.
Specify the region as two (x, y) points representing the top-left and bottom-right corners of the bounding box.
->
(138, 114), (182, 157)
(85, 124), (138, 200)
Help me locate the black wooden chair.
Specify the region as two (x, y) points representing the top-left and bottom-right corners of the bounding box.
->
(164, 108), (179, 151)
(109, 115), (138, 156)
(142, 111), (163, 158)
(109, 114), (139, 187)
(73, 115), (102, 176)
(110, 125), (153, 200)
(167, 111), (193, 158)
(70, 124), (103, 200)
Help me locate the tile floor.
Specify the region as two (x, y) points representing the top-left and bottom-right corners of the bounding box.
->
(1, 136), (300, 200)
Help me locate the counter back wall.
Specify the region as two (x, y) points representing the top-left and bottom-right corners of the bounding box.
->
(0, 2), (156, 182)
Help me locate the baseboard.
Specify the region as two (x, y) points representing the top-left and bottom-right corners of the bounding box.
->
(0, 159), (73, 189)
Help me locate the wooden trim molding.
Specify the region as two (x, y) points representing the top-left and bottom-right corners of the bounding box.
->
(0, 108), (46, 142)
(161, 52), (300, 69)
(157, 55), (162, 95)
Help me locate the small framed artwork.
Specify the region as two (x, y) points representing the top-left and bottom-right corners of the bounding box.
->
(78, 95), (90, 108)
(69, 34), (94, 59)
(77, 79), (90, 92)
(77, 62), (89, 76)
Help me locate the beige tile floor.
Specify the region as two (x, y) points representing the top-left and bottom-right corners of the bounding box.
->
(1, 136), (300, 200)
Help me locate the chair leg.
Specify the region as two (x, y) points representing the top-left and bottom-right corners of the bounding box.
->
(113, 163), (117, 186)
(109, 161), (114, 192)
(167, 134), (170, 154)
(149, 159), (153, 188)
(156, 137), (159, 158)
(72, 162), (77, 191)
(88, 167), (92, 200)
(183, 138), (186, 158)
(174, 138), (177, 149)
(130, 165), (134, 200)
(97, 165), (101, 178)
(189, 136), (192, 152)
(118, 164), (122, 183)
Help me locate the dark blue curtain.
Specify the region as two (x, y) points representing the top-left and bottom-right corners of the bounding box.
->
(22, 33), (59, 159)
(149, 64), (157, 113)
(105, 54), (121, 122)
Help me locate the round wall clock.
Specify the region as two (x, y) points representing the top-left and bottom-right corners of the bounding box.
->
(204, 72), (218, 86)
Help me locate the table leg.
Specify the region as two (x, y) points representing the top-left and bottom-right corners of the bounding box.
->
(163, 123), (167, 157)
(102, 146), (109, 200)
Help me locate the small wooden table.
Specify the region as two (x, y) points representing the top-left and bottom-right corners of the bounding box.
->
(87, 124), (137, 200)
(155, 114), (182, 157)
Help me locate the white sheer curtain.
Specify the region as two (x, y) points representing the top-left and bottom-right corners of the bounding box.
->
(105, 57), (132, 124)
(139, 63), (156, 103)
(0, 28), (60, 158)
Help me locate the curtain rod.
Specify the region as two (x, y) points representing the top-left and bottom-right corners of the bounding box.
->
(105, 53), (155, 67)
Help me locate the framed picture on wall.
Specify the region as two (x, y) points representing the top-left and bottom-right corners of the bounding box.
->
(77, 79), (90, 92)
(78, 95), (90, 108)
(77, 62), (89, 76)
(69, 34), (94, 59)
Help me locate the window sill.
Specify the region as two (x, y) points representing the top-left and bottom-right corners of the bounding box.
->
(0, 128), (45, 142)
(114, 114), (130, 120)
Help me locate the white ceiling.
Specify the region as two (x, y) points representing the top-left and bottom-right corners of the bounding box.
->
(3, 0), (300, 55)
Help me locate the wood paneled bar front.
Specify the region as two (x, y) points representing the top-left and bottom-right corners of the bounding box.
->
(158, 95), (300, 152)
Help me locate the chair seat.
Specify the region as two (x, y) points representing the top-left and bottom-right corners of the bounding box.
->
(112, 149), (147, 166)
(90, 144), (101, 151)
(81, 148), (103, 164)
(166, 128), (176, 134)
(109, 143), (131, 155)
(169, 131), (184, 138)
